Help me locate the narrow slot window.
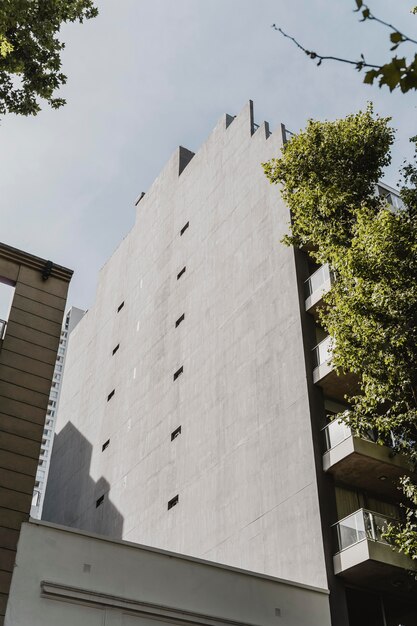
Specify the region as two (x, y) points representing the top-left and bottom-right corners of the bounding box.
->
(173, 366), (183, 381)
(171, 426), (181, 441)
(96, 495), (104, 508)
(168, 495), (179, 510)
(175, 313), (185, 328)
(112, 344), (120, 356)
(177, 267), (186, 280)
(180, 221), (189, 236)
(117, 301), (124, 313)
(102, 439), (110, 451)
(107, 389), (115, 402)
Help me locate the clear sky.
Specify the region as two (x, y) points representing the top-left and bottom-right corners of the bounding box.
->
(0, 0), (415, 312)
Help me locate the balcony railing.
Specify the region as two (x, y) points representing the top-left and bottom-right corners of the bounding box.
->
(0, 318), (6, 340)
(323, 419), (352, 451)
(333, 508), (398, 553)
(323, 420), (381, 452)
(376, 184), (405, 211)
(312, 335), (332, 369)
(305, 264), (335, 300)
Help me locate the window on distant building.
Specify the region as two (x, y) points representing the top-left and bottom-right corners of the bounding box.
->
(171, 426), (181, 441)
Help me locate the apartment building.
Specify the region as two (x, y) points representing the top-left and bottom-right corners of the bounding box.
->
(30, 306), (85, 519)
(43, 102), (417, 626)
(0, 242), (72, 625)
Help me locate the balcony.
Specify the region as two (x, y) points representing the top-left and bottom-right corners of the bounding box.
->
(376, 183), (405, 211)
(323, 420), (414, 498)
(305, 264), (335, 317)
(0, 318), (6, 340)
(333, 509), (417, 590)
(312, 336), (359, 402)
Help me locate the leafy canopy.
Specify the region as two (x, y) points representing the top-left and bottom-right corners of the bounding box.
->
(264, 107), (417, 560)
(0, 0), (98, 116)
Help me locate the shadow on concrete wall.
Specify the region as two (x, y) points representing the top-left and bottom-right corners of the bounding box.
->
(42, 422), (124, 539)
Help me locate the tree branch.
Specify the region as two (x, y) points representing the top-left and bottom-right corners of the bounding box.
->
(356, 3), (417, 46)
(271, 25), (380, 71)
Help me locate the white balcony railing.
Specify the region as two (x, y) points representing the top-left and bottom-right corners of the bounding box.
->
(333, 508), (399, 553)
(312, 335), (332, 369)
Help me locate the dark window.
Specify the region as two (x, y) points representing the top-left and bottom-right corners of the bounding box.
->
(175, 313), (185, 328)
(107, 389), (115, 401)
(171, 426), (182, 441)
(180, 222), (189, 236)
(102, 439), (110, 451)
(168, 495), (179, 510)
(117, 301), (124, 313)
(173, 366), (183, 381)
(177, 267), (186, 280)
(112, 344), (120, 355)
(96, 495), (104, 508)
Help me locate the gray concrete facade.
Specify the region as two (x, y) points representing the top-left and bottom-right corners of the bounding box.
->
(43, 102), (327, 589)
(6, 520), (332, 626)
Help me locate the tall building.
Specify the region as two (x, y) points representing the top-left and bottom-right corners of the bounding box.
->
(0, 242), (72, 625)
(30, 306), (85, 519)
(43, 102), (417, 626)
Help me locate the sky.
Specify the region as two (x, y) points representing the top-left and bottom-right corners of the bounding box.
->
(0, 0), (415, 313)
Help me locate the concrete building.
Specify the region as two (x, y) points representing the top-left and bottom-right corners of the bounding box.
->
(43, 102), (417, 625)
(31, 306), (85, 519)
(5, 519), (331, 626)
(0, 242), (72, 625)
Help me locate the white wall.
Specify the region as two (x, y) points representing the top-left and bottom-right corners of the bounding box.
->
(6, 520), (331, 626)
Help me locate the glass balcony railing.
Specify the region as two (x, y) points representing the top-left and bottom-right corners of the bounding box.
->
(312, 335), (332, 369)
(0, 318), (6, 340)
(323, 419), (352, 451)
(305, 264), (335, 300)
(376, 184), (405, 211)
(323, 419), (391, 452)
(333, 508), (399, 553)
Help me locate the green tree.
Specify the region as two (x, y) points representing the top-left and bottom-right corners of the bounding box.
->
(263, 107), (417, 560)
(0, 0), (98, 116)
(274, 2), (417, 92)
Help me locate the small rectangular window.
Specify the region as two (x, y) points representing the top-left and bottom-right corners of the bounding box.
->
(112, 344), (120, 355)
(171, 426), (181, 441)
(177, 267), (186, 280)
(117, 301), (124, 313)
(168, 495), (179, 510)
(102, 439), (110, 451)
(180, 222), (189, 236)
(107, 389), (115, 401)
(96, 495), (104, 508)
(175, 313), (185, 328)
(173, 366), (183, 381)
